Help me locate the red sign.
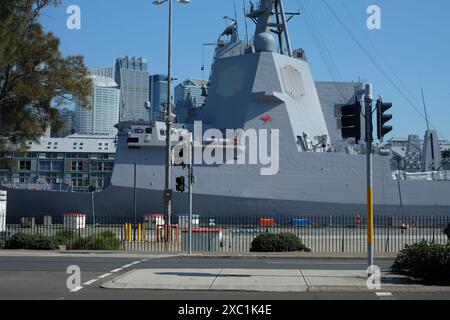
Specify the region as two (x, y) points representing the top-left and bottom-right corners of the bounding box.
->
(354, 215), (362, 225)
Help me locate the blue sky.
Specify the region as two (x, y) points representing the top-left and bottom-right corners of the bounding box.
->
(40, 0), (450, 139)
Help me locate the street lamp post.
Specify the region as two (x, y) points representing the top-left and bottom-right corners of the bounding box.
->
(153, 0), (191, 242)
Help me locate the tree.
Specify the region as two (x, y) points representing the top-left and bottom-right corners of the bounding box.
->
(0, 0), (91, 149)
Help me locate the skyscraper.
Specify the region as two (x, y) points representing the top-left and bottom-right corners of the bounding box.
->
(75, 75), (120, 136)
(149, 74), (169, 122)
(92, 67), (114, 79)
(115, 56), (150, 122)
(174, 78), (208, 123)
(52, 108), (75, 138)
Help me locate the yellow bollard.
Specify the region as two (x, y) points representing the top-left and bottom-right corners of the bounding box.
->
(123, 224), (128, 241)
(137, 224), (142, 242)
(128, 223), (132, 242)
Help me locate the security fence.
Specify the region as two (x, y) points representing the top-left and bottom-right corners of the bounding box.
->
(0, 213), (449, 253)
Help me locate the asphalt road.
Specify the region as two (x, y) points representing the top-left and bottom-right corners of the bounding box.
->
(0, 255), (449, 300)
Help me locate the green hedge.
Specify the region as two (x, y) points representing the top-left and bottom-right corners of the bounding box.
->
(4, 231), (122, 251)
(444, 223), (450, 240)
(71, 231), (122, 251)
(391, 240), (450, 285)
(5, 233), (58, 250)
(53, 230), (79, 250)
(250, 233), (310, 252)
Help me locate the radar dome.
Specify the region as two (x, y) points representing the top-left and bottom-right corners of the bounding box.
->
(254, 32), (275, 53)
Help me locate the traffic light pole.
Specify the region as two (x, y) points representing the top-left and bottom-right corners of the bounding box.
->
(364, 84), (375, 273)
(188, 134), (193, 255)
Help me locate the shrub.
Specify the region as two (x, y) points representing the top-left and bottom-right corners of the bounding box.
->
(5, 233), (58, 250)
(71, 232), (121, 251)
(391, 240), (450, 285)
(250, 233), (310, 252)
(444, 223), (450, 240)
(52, 230), (80, 250)
(0, 240), (5, 249)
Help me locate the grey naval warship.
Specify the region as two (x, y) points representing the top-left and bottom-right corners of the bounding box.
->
(2, 0), (450, 220)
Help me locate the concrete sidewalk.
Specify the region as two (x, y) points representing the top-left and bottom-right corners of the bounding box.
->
(101, 268), (450, 293)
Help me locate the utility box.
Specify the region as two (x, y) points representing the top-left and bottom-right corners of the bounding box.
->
(43, 216), (53, 226)
(181, 229), (222, 252)
(0, 191), (6, 233)
(64, 214), (86, 230)
(20, 217), (35, 228)
(259, 218), (276, 227)
(292, 218), (310, 227)
(178, 214), (200, 229)
(144, 214), (165, 229)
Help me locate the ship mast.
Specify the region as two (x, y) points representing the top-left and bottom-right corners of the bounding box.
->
(247, 0), (298, 57)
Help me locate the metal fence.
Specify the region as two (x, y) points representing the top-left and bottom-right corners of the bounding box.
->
(1, 214), (449, 253)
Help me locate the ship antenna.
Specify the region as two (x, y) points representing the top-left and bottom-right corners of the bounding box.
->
(242, 0), (249, 46)
(233, 0), (238, 26)
(421, 87), (430, 131)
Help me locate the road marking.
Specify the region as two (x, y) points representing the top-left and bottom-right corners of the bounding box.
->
(98, 273), (113, 279)
(376, 292), (395, 300)
(70, 286), (83, 293)
(83, 279), (98, 286)
(376, 292), (393, 297)
(122, 264), (133, 268)
(111, 268), (123, 273)
(266, 262), (367, 265)
(130, 261), (141, 265)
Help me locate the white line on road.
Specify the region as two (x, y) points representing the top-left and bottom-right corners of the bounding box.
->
(376, 292), (396, 300)
(122, 264), (133, 268)
(98, 273), (113, 279)
(376, 292), (393, 297)
(111, 268), (124, 273)
(70, 286), (83, 293)
(130, 261), (141, 265)
(83, 279), (98, 286)
(266, 262), (367, 265)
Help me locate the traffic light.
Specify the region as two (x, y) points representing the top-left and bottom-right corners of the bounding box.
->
(340, 99), (362, 143)
(376, 99), (393, 140)
(176, 176), (185, 192)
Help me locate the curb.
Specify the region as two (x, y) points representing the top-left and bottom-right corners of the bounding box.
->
(0, 250), (397, 260)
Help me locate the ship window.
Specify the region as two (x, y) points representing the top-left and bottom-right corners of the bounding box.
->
(160, 130), (166, 136)
(146, 128), (153, 134)
(127, 137), (139, 143)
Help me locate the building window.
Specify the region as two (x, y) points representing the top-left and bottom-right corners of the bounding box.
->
(71, 162), (83, 171)
(71, 174), (84, 188)
(19, 161), (31, 171)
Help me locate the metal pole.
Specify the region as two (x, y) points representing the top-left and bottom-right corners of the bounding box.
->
(91, 191), (96, 226)
(134, 163), (137, 240)
(189, 134), (193, 254)
(365, 84), (374, 272)
(164, 0), (174, 243)
(277, 0), (293, 57)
